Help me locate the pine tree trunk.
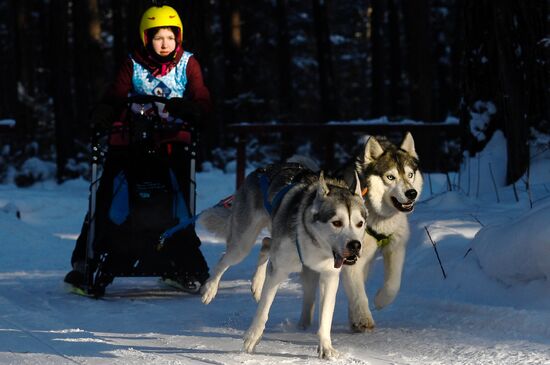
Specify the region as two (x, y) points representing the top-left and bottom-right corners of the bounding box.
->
(276, 0), (294, 160)
(13, 0), (35, 135)
(371, 0), (389, 118)
(312, 0), (339, 169)
(73, 0), (105, 141)
(459, 0), (496, 154)
(493, 2), (532, 184)
(276, 0), (292, 120)
(312, 0), (339, 122)
(112, 0), (129, 67)
(220, 0), (243, 123)
(449, 0), (464, 117)
(50, 0), (74, 182)
(388, 0), (403, 118)
(112, 0), (146, 68)
(403, 0), (434, 122)
(0, 0), (18, 119)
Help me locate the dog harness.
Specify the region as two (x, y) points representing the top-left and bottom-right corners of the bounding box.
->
(257, 163), (314, 266)
(361, 182), (392, 248)
(259, 174), (295, 215)
(257, 163), (311, 216)
(367, 226), (392, 248)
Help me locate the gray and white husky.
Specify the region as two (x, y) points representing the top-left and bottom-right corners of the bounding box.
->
(300, 132), (423, 333)
(199, 163), (367, 358)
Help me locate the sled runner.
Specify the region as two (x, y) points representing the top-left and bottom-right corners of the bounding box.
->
(77, 95), (203, 298)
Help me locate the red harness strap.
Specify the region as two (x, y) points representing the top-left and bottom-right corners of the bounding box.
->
(216, 195), (234, 209)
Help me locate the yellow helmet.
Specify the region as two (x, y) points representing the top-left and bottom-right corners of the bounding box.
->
(139, 5), (183, 46)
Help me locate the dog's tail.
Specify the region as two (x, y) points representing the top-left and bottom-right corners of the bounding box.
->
(198, 204), (232, 238)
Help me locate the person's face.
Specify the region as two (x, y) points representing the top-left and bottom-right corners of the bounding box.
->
(151, 28), (176, 57)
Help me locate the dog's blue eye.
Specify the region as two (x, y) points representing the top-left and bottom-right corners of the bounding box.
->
(408, 172), (414, 178)
(386, 175), (395, 181)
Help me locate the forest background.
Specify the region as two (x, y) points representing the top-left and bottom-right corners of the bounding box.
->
(0, 0), (548, 185)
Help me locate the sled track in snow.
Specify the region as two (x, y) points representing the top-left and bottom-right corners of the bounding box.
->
(0, 316), (83, 364)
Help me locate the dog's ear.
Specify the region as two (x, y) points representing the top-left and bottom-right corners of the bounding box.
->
(317, 170), (330, 197)
(363, 136), (384, 164)
(400, 132), (418, 159)
(352, 171), (362, 197)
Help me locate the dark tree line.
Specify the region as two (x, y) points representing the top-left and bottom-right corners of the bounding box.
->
(461, 0), (549, 183)
(0, 0), (547, 183)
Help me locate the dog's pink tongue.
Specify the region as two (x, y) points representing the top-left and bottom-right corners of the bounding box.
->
(334, 254), (344, 269)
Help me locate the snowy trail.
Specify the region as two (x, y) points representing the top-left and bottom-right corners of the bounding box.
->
(1, 173), (550, 364)
(2, 267), (548, 365)
(0, 264), (392, 364)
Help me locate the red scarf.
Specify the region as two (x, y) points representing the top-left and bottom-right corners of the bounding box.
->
(132, 44), (184, 77)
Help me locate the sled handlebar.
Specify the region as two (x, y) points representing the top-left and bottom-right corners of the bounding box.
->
(124, 95), (169, 105)
(91, 95), (198, 144)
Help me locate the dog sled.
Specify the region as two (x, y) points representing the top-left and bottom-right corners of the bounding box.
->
(77, 95), (202, 298)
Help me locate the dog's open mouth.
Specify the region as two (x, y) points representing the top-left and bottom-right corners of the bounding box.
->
(391, 197), (415, 212)
(333, 251), (358, 268)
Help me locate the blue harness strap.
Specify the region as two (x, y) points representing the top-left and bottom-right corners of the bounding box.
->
(260, 174), (295, 215)
(157, 191), (236, 250)
(259, 171), (303, 262)
(157, 213), (201, 248)
(156, 170), (196, 249)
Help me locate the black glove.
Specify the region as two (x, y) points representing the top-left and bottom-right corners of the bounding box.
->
(90, 103), (116, 131)
(165, 98), (202, 121)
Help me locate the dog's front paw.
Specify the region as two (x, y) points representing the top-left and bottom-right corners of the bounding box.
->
(317, 340), (340, 359)
(201, 280), (218, 305)
(350, 317), (376, 332)
(350, 317), (375, 332)
(243, 328), (263, 353)
(348, 304), (375, 332)
(374, 287), (398, 309)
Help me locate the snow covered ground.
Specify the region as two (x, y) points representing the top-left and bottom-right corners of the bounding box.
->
(1, 139), (550, 364)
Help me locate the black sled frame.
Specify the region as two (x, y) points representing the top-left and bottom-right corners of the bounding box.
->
(82, 96), (198, 297)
